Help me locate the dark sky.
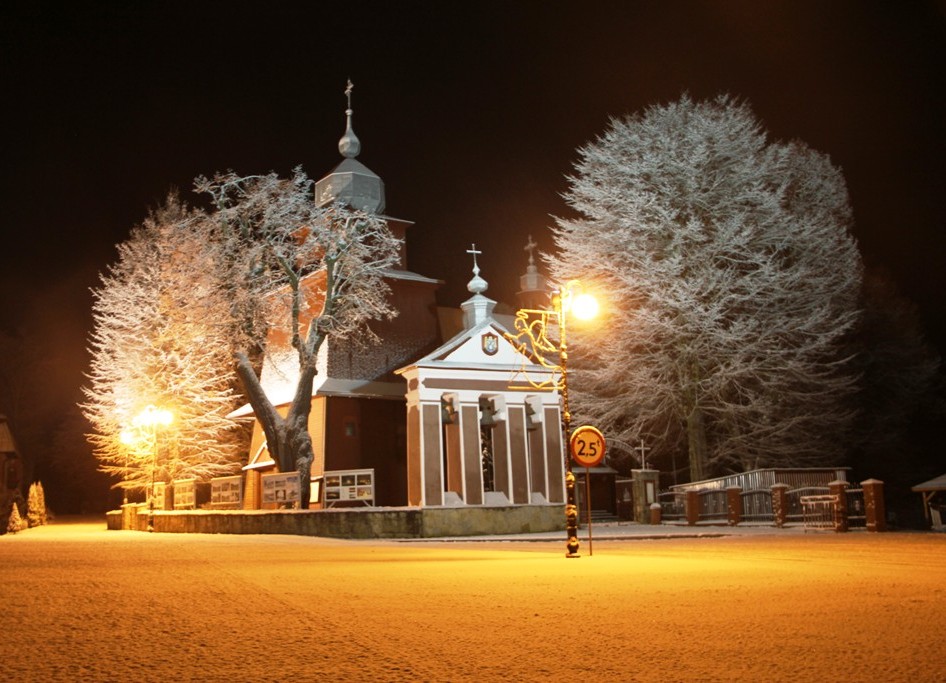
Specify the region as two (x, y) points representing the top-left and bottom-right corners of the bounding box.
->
(2, 0), (944, 371)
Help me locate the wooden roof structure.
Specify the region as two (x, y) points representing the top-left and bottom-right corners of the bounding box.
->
(0, 415), (19, 454)
(911, 473), (946, 527)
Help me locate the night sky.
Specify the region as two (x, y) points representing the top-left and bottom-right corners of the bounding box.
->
(2, 1), (944, 396)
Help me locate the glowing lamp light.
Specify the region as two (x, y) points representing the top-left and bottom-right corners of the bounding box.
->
(134, 405), (174, 428)
(570, 292), (599, 321)
(130, 404), (173, 533)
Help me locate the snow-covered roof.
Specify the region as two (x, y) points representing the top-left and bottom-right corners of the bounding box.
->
(410, 318), (508, 365)
(912, 473), (946, 492)
(228, 375), (404, 419)
(381, 268), (441, 285)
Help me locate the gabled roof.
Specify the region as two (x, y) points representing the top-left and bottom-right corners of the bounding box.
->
(912, 474), (946, 493)
(399, 317), (509, 370)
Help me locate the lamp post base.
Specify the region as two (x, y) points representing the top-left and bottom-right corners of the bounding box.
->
(565, 471), (581, 558)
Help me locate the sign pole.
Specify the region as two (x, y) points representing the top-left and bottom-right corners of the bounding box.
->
(569, 425), (607, 557)
(585, 466), (593, 556)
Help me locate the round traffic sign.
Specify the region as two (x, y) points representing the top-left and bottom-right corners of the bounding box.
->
(569, 425), (606, 468)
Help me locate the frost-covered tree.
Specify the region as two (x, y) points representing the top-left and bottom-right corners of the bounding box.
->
(194, 168), (401, 506)
(82, 195), (245, 493)
(6, 502), (24, 534)
(26, 481), (46, 527)
(548, 94), (863, 481)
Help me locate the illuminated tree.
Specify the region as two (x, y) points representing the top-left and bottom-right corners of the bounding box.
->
(82, 196), (245, 492)
(548, 94), (863, 481)
(84, 168), (400, 507)
(194, 168), (401, 506)
(6, 502), (24, 534)
(26, 481), (46, 527)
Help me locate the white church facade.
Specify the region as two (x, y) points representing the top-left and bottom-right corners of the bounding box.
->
(398, 252), (564, 508)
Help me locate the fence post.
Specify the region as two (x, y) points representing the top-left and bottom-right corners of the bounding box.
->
(829, 480), (849, 533)
(649, 502), (662, 525)
(771, 483), (789, 528)
(861, 479), (886, 532)
(685, 490), (700, 526)
(726, 486), (742, 526)
(121, 503), (136, 531)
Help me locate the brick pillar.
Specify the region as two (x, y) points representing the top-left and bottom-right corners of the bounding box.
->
(685, 489), (700, 526)
(771, 483), (789, 528)
(861, 479), (886, 532)
(726, 486), (742, 526)
(649, 502), (662, 525)
(829, 480), (849, 533)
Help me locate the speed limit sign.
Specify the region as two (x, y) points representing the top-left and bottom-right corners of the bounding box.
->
(569, 425), (606, 468)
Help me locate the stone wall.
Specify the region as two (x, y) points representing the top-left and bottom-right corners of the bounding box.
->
(106, 503), (563, 539)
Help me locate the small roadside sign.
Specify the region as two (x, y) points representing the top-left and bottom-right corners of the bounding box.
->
(569, 425), (606, 468)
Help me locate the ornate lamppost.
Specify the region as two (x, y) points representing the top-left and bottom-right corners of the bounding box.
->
(133, 405), (173, 533)
(506, 280), (598, 557)
(118, 428), (136, 505)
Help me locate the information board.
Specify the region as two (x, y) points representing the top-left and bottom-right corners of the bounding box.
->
(151, 482), (167, 510)
(173, 479), (197, 509)
(322, 469), (374, 507)
(211, 475), (243, 508)
(261, 471), (301, 506)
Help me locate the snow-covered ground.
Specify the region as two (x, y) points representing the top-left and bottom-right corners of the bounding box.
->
(2, 518), (943, 682)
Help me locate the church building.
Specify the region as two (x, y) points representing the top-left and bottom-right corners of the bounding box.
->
(232, 87), (566, 513)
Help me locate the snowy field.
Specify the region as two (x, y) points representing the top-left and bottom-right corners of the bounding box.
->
(2, 519), (944, 682)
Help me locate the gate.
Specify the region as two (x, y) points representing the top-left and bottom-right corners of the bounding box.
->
(800, 494), (836, 531)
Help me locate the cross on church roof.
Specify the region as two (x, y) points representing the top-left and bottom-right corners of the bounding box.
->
(524, 234), (537, 266)
(345, 78), (353, 111)
(465, 244), (488, 295)
(467, 243), (482, 271)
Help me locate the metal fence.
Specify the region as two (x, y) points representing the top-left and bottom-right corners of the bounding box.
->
(846, 487), (866, 529)
(671, 468), (850, 494)
(785, 486), (830, 524)
(700, 489), (728, 521)
(740, 488), (772, 522)
(801, 494), (836, 531)
(658, 491), (685, 521)
(657, 477), (867, 530)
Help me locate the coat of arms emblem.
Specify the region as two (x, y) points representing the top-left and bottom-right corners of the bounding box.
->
(481, 332), (499, 356)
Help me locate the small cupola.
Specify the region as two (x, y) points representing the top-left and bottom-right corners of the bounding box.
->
(460, 244), (497, 329)
(516, 235), (549, 310)
(314, 80), (386, 213)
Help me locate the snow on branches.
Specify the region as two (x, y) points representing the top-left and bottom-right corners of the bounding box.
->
(548, 94), (863, 480)
(83, 168), (402, 506)
(83, 195), (247, 492)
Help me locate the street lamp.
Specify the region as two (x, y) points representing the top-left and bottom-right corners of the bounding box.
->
(118, 428), (137, 505)
(133, 405), (173, 533)
(506, 279), (598, 557)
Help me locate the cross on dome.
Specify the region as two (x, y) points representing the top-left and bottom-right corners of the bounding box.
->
(524, 234), (537, 266)
(339, 79), (361, 158)
(467, 243), (482, 271)
(466, 243), (488, 294)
